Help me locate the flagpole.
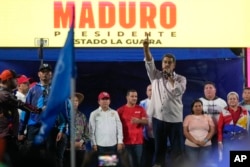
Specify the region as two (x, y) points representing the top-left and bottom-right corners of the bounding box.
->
(38, 38), (44, 66)
(33, 4), (76, 167)
(70, 78), (76, 167)
(70, 4), (76, 167)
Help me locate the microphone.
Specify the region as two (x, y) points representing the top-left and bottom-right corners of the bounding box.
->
(163, 70), (172, 78)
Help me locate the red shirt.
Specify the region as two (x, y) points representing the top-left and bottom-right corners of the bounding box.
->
(117, 105), (147, 145)
(229, 107), (241, 125)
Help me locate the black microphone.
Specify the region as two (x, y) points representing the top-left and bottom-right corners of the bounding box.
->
(163, 71), (172, 78)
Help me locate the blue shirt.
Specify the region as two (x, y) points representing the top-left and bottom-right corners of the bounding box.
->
(19, 83), (67, 134)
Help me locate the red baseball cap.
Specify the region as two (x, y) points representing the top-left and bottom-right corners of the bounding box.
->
(17, 75), (30, 85)
(98, 92), (110, 100)
(0, 69), (17, 81)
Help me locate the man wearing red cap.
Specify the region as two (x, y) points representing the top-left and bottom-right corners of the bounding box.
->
(16, 75), (30, 114)
(0, 69), (19, 166)
(15, 75), (31, 136)
(0, 70), (19, 136)
(89, 91), (123, 156)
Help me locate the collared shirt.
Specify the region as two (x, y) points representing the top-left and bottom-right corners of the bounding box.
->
(16, 91), (27, 134)
(89, 107), (123, 147)
(15, 91), (26, 116)
(19, 83), (66, 134)
(145, 59), (186, 122)
(19, 83), (49, 134)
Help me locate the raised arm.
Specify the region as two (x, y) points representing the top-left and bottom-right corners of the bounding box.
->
(143, 34), (152, 61)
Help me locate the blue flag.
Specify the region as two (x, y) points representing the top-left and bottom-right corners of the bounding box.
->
(35, 27), (74, 144)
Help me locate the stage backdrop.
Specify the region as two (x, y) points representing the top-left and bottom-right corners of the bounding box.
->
(0, 57), (244, 118)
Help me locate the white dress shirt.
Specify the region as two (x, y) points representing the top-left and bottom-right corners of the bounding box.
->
(89, 107), (123, 147)
(145, 59), (187, 122)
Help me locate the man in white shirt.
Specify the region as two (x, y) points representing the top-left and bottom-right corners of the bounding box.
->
(199, 81), (227, 127)
(89, 91), (123, 155)
(199, 81), (227, 164)
(140, 84), (155, 167)
(15, 75), (30, 116)
(143, 35), (187, 167)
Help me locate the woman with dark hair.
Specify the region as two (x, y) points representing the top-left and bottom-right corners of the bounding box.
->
(183, 99), (215, 166)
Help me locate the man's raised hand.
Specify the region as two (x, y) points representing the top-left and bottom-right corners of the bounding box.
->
(143, 34), (149, 48)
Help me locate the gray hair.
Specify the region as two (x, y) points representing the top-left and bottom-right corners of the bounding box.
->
(227, 91), (239, 100)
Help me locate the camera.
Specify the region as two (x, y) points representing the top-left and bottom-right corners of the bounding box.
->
(98, 154), (119, 167)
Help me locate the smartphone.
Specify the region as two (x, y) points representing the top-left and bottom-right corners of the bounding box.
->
(98, 154), (119, 166)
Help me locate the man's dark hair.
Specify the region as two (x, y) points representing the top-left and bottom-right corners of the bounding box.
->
(162, 53), (176, 63)
(203, 81), (216, 88)
(126, 89), (137, 96)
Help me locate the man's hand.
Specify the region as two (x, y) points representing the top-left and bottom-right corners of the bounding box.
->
(75, 141), (84, 150)
(56, 132), (63, 141)
(131, 117), (140, 124)
(218, 142), (223, 151)
(143, 34), (149, 48)
(117, 143), (124, 151)
(18, 135), (26, 141)
(143, 34), (152, 61)
(92, 145), (98, 151)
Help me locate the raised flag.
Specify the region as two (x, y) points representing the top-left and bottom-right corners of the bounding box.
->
(35, 27), (74, 144)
